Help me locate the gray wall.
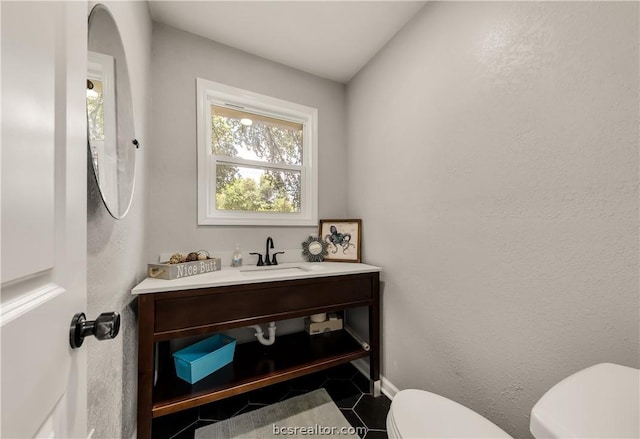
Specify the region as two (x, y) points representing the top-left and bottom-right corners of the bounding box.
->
(347, 2), (639, 438)
(87, 1), (152, 438)
(148, 23), (348, 262)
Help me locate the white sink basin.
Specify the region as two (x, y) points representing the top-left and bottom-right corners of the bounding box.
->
(239, 263), (327, 277)
(240, 266), (304, 276)
(240, 263), (324, 272)
(240, 265), (298, 272)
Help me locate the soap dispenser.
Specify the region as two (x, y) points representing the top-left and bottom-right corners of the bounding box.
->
(231, 244), (243, 267)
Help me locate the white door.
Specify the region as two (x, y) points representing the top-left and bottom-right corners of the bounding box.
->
(1, 1), (88, 437)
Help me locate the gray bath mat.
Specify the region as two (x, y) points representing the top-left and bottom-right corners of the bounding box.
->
(195, 388), (360, 439)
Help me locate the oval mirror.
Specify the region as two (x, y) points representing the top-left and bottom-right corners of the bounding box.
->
(87, 4), (136, 219)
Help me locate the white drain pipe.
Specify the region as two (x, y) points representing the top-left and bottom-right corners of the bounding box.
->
(248, 321), (276, 345)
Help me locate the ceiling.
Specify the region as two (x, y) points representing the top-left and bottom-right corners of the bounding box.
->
(148, 1), (426, 83)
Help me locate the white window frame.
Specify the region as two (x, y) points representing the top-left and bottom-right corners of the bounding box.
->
(196, 78), (318, 226)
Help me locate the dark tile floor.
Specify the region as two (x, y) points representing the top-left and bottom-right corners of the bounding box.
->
(153, 363), (391, 439)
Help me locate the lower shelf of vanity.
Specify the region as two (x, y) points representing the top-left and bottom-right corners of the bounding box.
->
(152, 330), (368, 418)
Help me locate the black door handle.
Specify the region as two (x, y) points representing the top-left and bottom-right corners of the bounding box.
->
(69, 312), (120, 349)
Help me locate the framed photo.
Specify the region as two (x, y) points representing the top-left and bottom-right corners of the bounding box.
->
(319, 219), (362, 262)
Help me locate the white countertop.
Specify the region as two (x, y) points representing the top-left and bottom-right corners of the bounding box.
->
(131, 262), (381, 295)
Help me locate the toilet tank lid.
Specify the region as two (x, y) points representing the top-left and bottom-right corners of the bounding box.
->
(530, 363), (640, 439)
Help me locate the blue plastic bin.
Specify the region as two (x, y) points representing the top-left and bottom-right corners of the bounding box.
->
(172, 334), (236, 384)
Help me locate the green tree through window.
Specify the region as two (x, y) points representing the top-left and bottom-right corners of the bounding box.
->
(211, 107), (302, 213)
(87, 79), (105, 142)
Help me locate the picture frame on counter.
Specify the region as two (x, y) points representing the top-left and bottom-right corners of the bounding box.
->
(319, 219), (362, 262)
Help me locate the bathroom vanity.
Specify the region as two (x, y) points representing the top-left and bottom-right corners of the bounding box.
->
(132, 262), (381, 439)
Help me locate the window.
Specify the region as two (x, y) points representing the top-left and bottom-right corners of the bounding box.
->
(197, 78), (318, 226)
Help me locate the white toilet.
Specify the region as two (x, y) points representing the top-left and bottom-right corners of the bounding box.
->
(387, 388), (512, 438)
(530, 363), (639, 438)
(387, 363), (639, 439)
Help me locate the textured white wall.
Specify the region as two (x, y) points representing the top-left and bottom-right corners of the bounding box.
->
(347, 2), (639, 438)
(86, 1), (152, 438)
(148, 23), (348, 263)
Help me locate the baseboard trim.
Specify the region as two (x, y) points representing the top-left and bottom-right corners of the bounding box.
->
(351, 358), (399, 399)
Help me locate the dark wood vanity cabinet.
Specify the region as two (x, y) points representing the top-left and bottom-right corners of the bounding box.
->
(136, 272), (380, 439)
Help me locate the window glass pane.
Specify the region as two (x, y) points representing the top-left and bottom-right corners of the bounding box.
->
(87, 79), (104, 142)
(211, 105), (303, 166)
(215, 164), (301, 213)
